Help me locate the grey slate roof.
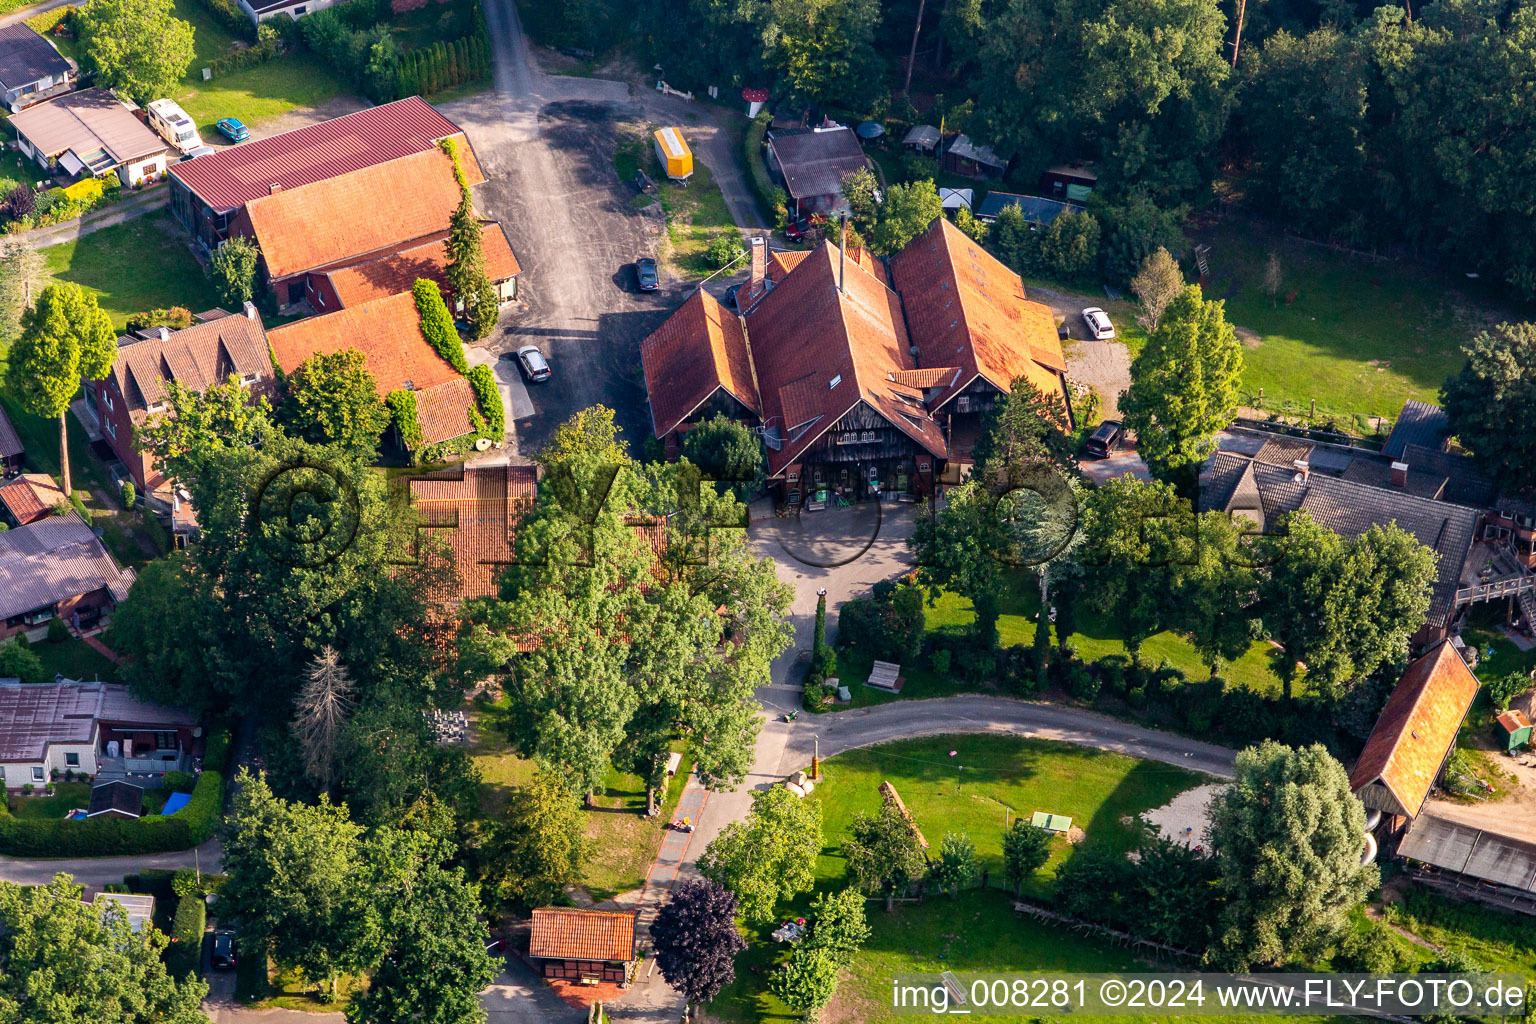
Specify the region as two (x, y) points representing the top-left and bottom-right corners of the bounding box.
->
(902, 125), (940, 150)
(0, 513), (135, 621)
(976, 191), (1076, 225)
(0, 24), (71, 90)
(945, 134), (1005, 169)
(0, 402), (22, 459)
(1200, 451), (1480, 628)
(767, 126), (867, 201)
(0, 681), (195, 761)
(88, 780), (144, 817)
(1384, 399), (1451, 459)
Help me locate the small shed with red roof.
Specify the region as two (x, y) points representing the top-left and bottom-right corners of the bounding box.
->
(528, 907), (637, 986)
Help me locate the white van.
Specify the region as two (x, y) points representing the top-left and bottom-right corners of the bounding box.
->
(146, 98), (201, 153)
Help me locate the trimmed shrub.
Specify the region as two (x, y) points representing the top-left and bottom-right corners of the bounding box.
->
(386, 389), (425, 452)
(119, 480), (136, 509)
(61, 176), (105, 203)
(929, 648), (951, 675)
(175, 769), (224, 844)
(47, 616), (69, 643)
(202, 729), (231, 773)
(412, 279), (469, 373)
(467, 364), (504, 437)
(161, 770), (195, 793)
(167, 894), (206, 978)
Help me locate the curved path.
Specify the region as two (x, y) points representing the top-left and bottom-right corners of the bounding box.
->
(0, 838), (222, 887)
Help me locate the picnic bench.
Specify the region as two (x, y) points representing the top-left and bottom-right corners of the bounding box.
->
(866, 661), (903, 692)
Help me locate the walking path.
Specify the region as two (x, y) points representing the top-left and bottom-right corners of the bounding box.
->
(81, 632), (124, 664)
(0, 0), (70, 28)
(18, 185), (169, 249)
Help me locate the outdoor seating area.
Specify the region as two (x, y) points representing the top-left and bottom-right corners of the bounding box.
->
(866, 660), (902, 692)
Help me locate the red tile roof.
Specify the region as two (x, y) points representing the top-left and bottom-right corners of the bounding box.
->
(0, 474), (66, 526)
(529, 908), (637, 962)
(237, 147), (467, 281)
(746, 242), (946, 477)
(1349, 641), (1479, 819)
(640, 289), (759, 437)
(889, 217), (1067, 410)
(409, 463), (538, 603)
(323, 222), (521, 308)
(170, 98), (481, 213)
(0, 402), (22, 459)
(108, 312), (274, 426)
(267, 291), (462, 398)
(413, 377), (479, 445)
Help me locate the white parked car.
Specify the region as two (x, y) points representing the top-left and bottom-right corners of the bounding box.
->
(1082, 307), (1116, 340)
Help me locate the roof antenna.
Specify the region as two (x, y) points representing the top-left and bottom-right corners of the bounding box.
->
(839, 212), (847, 294)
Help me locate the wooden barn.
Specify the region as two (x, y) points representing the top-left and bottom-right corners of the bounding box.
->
(528, 908), (637, 987)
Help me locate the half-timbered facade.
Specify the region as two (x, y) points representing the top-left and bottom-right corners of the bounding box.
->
(639, 219), (1071, 504)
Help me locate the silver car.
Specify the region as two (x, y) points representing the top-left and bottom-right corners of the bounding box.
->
(513, 345), (551, 383)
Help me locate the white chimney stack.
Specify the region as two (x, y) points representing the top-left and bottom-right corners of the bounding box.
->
(243, 300), (258, 321)
(158, 326), (170, 341)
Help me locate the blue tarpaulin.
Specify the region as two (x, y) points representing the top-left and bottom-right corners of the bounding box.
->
(158, 792), (191, 815)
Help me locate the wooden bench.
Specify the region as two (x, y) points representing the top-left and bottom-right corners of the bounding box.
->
(866, 661), (902, 692)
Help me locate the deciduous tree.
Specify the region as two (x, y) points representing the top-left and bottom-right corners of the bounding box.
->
(476, 770), (586, 909)
(1441, 322), (1536, 491)
(4, 282), (115, 498)
(932, 831), (979, 897)
(843, 801), (927, 911)
(1208, 741), (1377, 969)
(77, 0), (195, 104)
(803, 887), (869, 963)
(649, 878), (747, 1016)
(869, 180), (941, 256)
(208, 236), (261, 310)
(1002, 820), (1052, 896)
(680, 414), (766, 500)
(698, 786), (821, 923)
(1130, 247), (1184, 333)
(1120, 284), (1243, 490)
(770, 944), (841, 1022)
(1077, 477), (1191, 665)
(279, 350), (391, 460)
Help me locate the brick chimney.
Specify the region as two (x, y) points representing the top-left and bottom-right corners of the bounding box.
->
(1391, 460), (1409, 488)
(243, 300), (258, 321)
(269, 182), (282, 195)
(1292, 458), (1309, 483)
(748, 236), (765, 301)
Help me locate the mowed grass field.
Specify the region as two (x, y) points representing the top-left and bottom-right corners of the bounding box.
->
(41, 213), (221, 327)
(614, 126), (739, 279)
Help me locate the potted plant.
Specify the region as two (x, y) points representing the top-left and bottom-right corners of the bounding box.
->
(50, 768), (59, 781)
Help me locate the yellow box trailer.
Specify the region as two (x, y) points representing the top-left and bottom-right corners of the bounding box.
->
(653, 127), (693, 182)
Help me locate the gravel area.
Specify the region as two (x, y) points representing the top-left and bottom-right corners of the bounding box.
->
(1142, 782), (1225, 849)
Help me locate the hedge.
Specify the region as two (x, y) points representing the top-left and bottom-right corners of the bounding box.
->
(744, 111), (787, 228)
(387, 389), (425, 451)
(208, 25), (283, 77)
(167, 894), (206, 979)
(202, 729), (231, 773)
(0, 770), (222, 857)
(200, 0), (256, 40)
(412, 279), (469, 373)
(467, 364), (504, 437)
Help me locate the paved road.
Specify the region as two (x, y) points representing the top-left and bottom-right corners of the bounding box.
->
(18, 184), (170, 249)
(0, 838), (222, 886)
(0, 0), (70, 28)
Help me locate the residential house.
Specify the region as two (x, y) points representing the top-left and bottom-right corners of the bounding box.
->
(237, 0), (342, 25)
(528, 907), (638, 986)
(765, 123), (869, 220)
(407, 462), (539, 607)
(1040, 164), (1097, 203)
(0, 24), (74, 113)
(86, 779), (144, 818)
(975, 191), (1078, 227)
(942, 134), (1005, 178)
(87, 305), (274, 507)
(1349, 641), (1479, 825)
(266, 289), (482, 447)
(0, 513), (135, 643)
(307, 221), (521, 313)
(640, 218), (1071, 503)
(8, 88), (166, 183)
(169, 98), (483, 251)
(0, 402), (22, 475)
(0, 679), (199, 789)
(0, 474), (66, 528)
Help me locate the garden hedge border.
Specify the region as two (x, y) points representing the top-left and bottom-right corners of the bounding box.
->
(0, 769), (223, 857)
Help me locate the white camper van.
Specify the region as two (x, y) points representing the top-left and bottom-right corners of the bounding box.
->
(146, 98), (201, 154)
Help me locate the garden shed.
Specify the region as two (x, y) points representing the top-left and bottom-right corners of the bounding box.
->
(1498, 709), (1533, 751)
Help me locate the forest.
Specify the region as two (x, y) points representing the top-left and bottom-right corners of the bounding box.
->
(523, 0), (1536, 299)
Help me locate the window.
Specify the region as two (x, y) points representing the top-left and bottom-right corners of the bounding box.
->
(65, 752), (79, 767)
(155, 731), (178, 751)
(955, 396), (972, 413)
(294, 4), (306, 12)
(241, 372), (259, 386)
(104, 392), (114, 412)
(32, 767), (44, 782)
(104, 418), (116, 439)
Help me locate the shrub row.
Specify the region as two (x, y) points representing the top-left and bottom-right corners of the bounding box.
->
(167, 894), (206, 979)
(0, 770), (222, 857)
(209, 24), (283, 77)
(744, 111), (787, 229)
(3, 173), (122, 232)
(412, 279), (470, 372)
(467, 364), (504, 437)
(202, 729), (231, 774)
(391, 34), (489, 100)
(200, 0), (257, 41)
(386, 389), (425, 452)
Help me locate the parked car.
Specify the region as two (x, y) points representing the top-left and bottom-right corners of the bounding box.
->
(632, 169), (655, 193)
(784, 217), (810, 242)
(179, 145), (216, 162)
(511, 345), (551, 383)
(1081, 306), (1115, 340)
(216, 117), (249, 143)
(210, 930), (237, 970)
(1085, 420), (1124, 459)
(636, 256), (659, 292)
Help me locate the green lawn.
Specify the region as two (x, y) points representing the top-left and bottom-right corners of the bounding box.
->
(174, 53), (351, 133)
(468, 703), (693, 902)
(31, 637), (122, 683)
(7, 782), (90, 817)
(42, 213), (221, 327)
(1385, 885), (1536, 977)
(1193, 221), (1532, 428)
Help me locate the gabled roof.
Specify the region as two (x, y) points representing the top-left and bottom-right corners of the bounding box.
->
(87, 780), (144, 818)
(747, 241), (945, 476)
(408, 463), (539, 604)
(767, 126), (867, 200)
(413, 377), (479, 445)
(0, 402), (22, 458)
(170, 97), (480, 213)
(902, 125), (940, 148)
(0, 512), (135, 622)
(0, 24), (71, 88)
(945, 134), (1004, 169)
(107, 310), (272, 424)
(0, 474), (66, 526)
(889, 217), (1067, 411)
(1384, 399), (1451, 460)
(529, 907), (637, 962)
(8, 88), (163, 164)
(237, 147), (467, 280)
(1349, 642), (1479, 819)
(1200, 451), (1481, 628)
(322, 222), (521, 308)
(640, 289), (759, 437)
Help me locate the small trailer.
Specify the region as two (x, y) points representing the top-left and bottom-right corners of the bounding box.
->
(652, 127), (693, 183)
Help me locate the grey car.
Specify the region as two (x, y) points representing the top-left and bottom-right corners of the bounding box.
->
(636, 257), (659, 291)
(512, 345), (551, 383)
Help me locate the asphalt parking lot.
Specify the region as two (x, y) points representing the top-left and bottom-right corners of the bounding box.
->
(468, 100), (685, 458)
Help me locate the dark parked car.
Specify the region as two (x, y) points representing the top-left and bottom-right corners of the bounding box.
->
(636, 257), (659, 291)
(632, 170), (655, 193)
(1085, 420), (1124, 459)
(211, 930), (237, 970)
(511, 345), (551, 383)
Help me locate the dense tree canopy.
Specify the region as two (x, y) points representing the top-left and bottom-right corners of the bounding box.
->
(649, 879), (747, 1013)
(698, 787), (822, 923)
(77, 0), (195, 105)
(279, 350), (391, 460)
(1441, 322), (1536, 491)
